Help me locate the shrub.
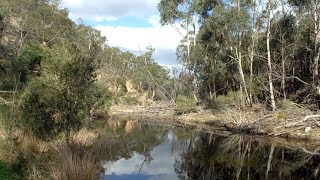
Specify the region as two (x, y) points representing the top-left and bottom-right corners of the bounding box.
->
(120, 96), (140, 105)
(19, 44), (98, 143)
(95, 84), (113, 112)
(175, 96), (196, 115)
(0, 160), (16, 180)
(207, 91), (241, 110)
(277, 99), (296, 110)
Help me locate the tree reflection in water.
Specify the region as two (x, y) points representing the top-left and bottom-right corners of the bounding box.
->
(100, 120), (320, 180)
(174, 132), (320, 180)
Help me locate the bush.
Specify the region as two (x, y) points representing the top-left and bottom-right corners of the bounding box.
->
(277, 99), (296, 110)
(95, 84), (113, 112)
(19, 44), (98, 143)
(120, 96), (140, 105)
(207, 91), (241, 110)
(175, 96), (196, 115)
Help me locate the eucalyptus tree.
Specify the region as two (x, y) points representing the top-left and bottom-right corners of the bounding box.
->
(288, 0), (320, 83)
(270, 14), (297, 99)
(266, 0), (276, 111)
(0, 0), (75, 91)
(158, 0), (196, 58)
(159, 0), (255, 105)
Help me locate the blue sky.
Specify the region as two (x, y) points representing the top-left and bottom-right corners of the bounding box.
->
(60, 0), (185, 66)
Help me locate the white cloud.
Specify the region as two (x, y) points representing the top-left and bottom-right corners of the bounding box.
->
(95, 24), (183, 51)
(61, 0), (159, 22)
(60, 0), (185, 65)
(95, 18), (184, 64)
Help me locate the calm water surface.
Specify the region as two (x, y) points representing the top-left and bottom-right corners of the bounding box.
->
(101, 122), (320, 180)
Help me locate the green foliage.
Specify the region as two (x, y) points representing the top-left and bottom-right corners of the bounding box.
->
(16, 45), (48, 85)
(0, 45), (47, 90)
(207, 91), (241, 110)
(19, 44), (98, 140)
(158, 0), (316, 107)
(95, 85), (113, 112)
(175, 96), (196, 115)
(0, 160), (16, 180)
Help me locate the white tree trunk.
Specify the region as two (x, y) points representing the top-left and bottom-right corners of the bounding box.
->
(313, 0), (320, 82)
(238, 49), (251, 106)
(267, 0), (276, 111)
(281, 35), (286, 99)
(237, 0), (251, 106)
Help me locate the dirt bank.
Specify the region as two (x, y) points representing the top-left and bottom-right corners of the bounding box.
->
(109, 102), (320, 141)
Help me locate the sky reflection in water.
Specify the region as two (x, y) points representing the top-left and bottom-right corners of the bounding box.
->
(101, 123), (320, 180)
(102, 131), (183, 180)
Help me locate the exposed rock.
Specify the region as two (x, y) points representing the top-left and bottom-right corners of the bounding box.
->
(125, 80), (137, 94)
(305, 126), (312, 133)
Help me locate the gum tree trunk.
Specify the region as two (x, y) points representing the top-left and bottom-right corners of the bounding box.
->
(267, 0), (276, 111)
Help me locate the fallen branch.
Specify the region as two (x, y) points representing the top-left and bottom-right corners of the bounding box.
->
(0, 96), (12, 105)
(270, 126), (305, 136)
(0, 91), (16, 94)
(301, 148), (320, 155)
(276, 115), (320, 129)
(253, 114), (272, 124)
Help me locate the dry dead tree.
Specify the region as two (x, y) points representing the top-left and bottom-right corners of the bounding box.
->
(270, 114), (320, 136)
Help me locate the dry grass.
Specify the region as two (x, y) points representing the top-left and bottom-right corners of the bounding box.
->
(54, 145), (101, 180)
(0, 128), (104, 180)
(25, 164), (48, 180)
(72, 128), (99, 147)
(20, 134), (39, 157)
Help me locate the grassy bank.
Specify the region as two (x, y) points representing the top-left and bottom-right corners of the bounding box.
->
(109, 99), (320, 141)
(0, 127), (109, 179)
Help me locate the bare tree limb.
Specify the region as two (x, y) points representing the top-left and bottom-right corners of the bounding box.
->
(282, 115), (320, 128)
(0, 96), (12, 105)
(0, 91), (16, 94)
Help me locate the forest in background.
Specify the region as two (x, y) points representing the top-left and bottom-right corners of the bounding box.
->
(159, 0), (320, 111)
(2, 0), (320, 117)
(1, 0), (320, 179)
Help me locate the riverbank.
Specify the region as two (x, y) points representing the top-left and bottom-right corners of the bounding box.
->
(109, 101), (320, 141)
(1, 101), (319, 179)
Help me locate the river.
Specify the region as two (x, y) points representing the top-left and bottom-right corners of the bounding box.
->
(100, 120), (320, 180)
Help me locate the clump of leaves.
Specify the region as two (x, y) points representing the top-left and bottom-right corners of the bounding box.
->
(175, 96), (196, 115)
(0, 160), (17, 180)
(207, 91), (241, 110)
(95, 84), (113, 112)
